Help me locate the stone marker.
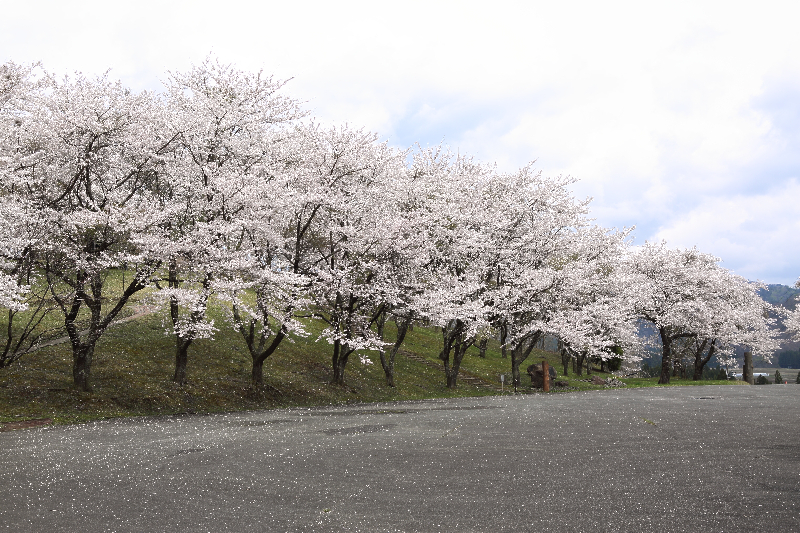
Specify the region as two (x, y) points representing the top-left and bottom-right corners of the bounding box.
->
(527, 362), (557, 389)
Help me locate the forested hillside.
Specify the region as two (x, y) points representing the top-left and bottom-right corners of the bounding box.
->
(758, 284), (800, 310)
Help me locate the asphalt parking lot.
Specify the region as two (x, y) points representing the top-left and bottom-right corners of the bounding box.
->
(1, 385), (798, 532)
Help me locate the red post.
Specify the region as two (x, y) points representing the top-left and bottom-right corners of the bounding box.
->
(542, 360), (550, 392)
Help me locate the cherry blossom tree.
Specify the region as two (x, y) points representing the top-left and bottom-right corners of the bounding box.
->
(475, 162), (636, 388)
(288, 124), (409, 385)
(625, 242), (778, 384)
(0, 61), (38, 312)
(684, 275), (778, 380)
(152, 57), (305, 385)
(5, 57), (784, 400)
(0, 61), (59, 367)
(395, 146), (637, 389)
(0, 67), (171, 390)
(405, 146), (497, 388)
(217, 138), (313, 386)
(785, 278), (800, 344)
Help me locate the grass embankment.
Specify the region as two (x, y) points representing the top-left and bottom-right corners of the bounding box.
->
(0, 301), (744, 427)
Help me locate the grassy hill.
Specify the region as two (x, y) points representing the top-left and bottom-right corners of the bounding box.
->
(0, 300), (739, 428)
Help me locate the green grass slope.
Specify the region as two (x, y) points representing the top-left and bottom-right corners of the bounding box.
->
(0, 308), (742, 427)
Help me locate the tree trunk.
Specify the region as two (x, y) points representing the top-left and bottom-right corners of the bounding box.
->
(169, 263), (192, 386)
(252, 358), (265, 386)
(440, 320), (473, 389)
(576, 352), (585, 376)
(168, 264), (212, 386)
(72, 345), (94, 392)
(60, 268), (148, 392)
(332, 352), (350, 386)
(376, 311), (391, 386)
(658, 327), (672, 384)
(445, 341), (470, 388)
(499, 322), (508, 358)
(331, 340), (352, 386)
(743, 350), (753, 384)
(510, 333), (541, 391)
(380, 314), (411, 387)
(692, 359), (702, 381)
(173, 336), (191, 385)
(446, 368), (459, 388)
(692, 339), (715, 381)
(332, 340), (342, 385)
(382, 359), (395, 387)
(478, 337), (488, 358)
(511, 349), (523, 390)
(249, 327), (286, 387)
(233, 300), (290, 387)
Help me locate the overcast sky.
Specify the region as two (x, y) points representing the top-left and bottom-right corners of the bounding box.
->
(3, 0), (799, 284)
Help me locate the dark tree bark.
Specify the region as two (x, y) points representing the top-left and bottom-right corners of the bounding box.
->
(233, 301), (288, 386)
(509, 332), (541, 390)
(439, 320), (474, 388)
(378, 311), (412, 387)
(167, 262), (210, 386)
(444, 340), (471, 388)
(575, 351), (586, 376)
(173, 336), (191, 385)
(499, 321), (508, 358)
(331, 339), (354, 386)
(325, 288), (363, 386)
(742, 350), (753, 384)
(71, 344), (94, 392)
(51, 264), (152, 392)
(478, 337), (488, 358)
(658, 327), (673, 384)
(559, 341), (570, 377)
(692, 338), (717, 380)
(169, 262), (190, 386)
(169, 286), (192, 385)
(658, 327), (694, 384)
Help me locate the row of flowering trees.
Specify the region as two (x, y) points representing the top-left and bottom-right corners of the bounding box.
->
(0, 59), (785, 392)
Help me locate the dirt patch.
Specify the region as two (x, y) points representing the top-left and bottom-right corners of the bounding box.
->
(1, 418), (53, 431)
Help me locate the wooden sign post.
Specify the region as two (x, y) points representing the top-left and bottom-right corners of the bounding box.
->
(542, 360), (550, 392)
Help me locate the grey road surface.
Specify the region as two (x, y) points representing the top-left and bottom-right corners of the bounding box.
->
(1, 385), (798, 532)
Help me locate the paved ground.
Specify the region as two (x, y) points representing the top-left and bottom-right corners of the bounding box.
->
(1, 385), (798, 532)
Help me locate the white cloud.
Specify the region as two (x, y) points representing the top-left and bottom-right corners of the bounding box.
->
(653, 180), (800, 284)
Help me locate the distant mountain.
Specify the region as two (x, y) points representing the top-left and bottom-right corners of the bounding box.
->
(758, 283), (800, 311)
